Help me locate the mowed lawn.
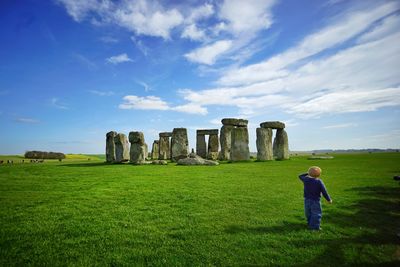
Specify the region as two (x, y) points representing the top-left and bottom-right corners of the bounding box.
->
(0, 153), (399, 266)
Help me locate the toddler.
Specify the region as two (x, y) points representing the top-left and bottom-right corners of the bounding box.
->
(299, 166), (332, 230)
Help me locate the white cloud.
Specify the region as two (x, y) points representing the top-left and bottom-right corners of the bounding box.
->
(14, 117), (40, 124)
(99, 36), (119, 43)
(288, 87), (400, 118)
(357, 13), (400, 44)
(323, 123), (358, 129)
(56, 0), (103, 22)
(88, 90), (114, 96)
(173, 4), (400, 118)
(119, 95), (170, 110)
(184, 40), (233, 65)
(131, 36), (149, 56)
(171, 103), (208, 115)
(135, 80), (151, 92)
(115, 2), (183, 39)
(186, 3), (214, 23)
(119, 95), (208, 115)
(51, 98), (68, 110)
(218, 1), (398, 86)
(72, 53), (97, 70)
(181, 24), (206, 41)
(219, 0), (276, 35)
(58, 0), (184, 39)
(106, 53), (133, 64)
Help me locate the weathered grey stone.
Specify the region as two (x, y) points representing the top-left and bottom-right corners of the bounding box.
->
(144, 143), (148, 159)
(196, 134), (207, 158)
(207, 134), (219, 160)
(273, 129), (289, 160)
(151, 140), (159, 159)
(159, 132), (172, 137)
(177, 153), (219, 166)
(197, 129), (219, 135)
(129, 131), (147, 164)
(221, 118), (248, 127)
(129, 131), (145, 145)
(230, 127), (250, 161)
(219, 125), (234, 160)
(151, 160), (168, 165)
(260, 121), (285, 129)
(106, 131), (117, 163)
(171, 128), (189, 162)
(159, 136), (171, 160)
(114, 133), (130, 163)
(256, 128), (273, 161)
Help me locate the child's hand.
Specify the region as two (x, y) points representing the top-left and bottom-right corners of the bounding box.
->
(328, 199), (333, 204)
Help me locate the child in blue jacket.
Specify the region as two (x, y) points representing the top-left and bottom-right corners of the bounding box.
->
(299, 166), (332, 230)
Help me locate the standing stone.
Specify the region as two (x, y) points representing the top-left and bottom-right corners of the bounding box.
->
(171, 128), (189, 162)
(151, 140), (159, 159)
(256, 128), (273, 161)
(207, 134), (219, 160)
(114, 133), (130, 163)
(106, 131), (117, 163)
(273, 129), (289, 160)
(144, 143), (149, 160)
(159, 132), (172, 160)
(230, 127), (250, 161)
(219, 125), (234, 160)
(129, 131), (147, 164)
(196, 133), (207, 158)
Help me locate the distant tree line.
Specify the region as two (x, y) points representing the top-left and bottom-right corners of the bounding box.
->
(24, 151), (66, 159)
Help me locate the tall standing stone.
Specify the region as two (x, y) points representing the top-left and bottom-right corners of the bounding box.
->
(207, 134), (219, 160)
(196, 133), (207, 158)
(144, 143), (149, 159)
(114, 133), (130, 163)
(219, 125), (233, 160)
(220, 118), (249, 162)
(171, 128), (189, 162)
(273, 129), (289, 160)
(159, 132), (172, 160)
(256, 128), (273, 161)
(106, 131), (117, 163)
(151, 140), (159, 160)
(230, 127), (250, 161)
(129, 131), (147, 164)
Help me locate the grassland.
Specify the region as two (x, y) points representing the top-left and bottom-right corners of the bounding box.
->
(0, 153), (399, 266)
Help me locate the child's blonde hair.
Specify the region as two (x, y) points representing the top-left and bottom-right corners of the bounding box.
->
(308, 166), (322, 178)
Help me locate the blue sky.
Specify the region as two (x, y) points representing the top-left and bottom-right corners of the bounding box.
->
(1, 0), (399, 154)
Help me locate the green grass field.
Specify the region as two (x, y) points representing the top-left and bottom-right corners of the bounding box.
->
(0, 153), (399, 266)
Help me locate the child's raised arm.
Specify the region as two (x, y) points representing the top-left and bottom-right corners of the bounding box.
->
(298, 173), (308, 182)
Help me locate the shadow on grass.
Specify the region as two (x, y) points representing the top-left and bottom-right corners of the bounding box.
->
(226, 186), (400, 266)
(58, 162), (112, 167)
(296, 186), (399, 266)
(225, 221), (305, 234)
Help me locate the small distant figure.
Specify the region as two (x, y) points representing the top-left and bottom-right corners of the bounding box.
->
(394, 176), (400, 181)
(298, 166), (332, 230)
(0, 160), (3, 164)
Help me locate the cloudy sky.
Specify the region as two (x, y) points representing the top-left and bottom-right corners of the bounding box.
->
(1, 0), (399, 154)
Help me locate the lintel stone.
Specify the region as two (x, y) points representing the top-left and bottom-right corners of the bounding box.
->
(221, 118), (248, 127)
(159, 132), (172, 137)
(260, 121), (285, 129)
(197, 129), (219, 135)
